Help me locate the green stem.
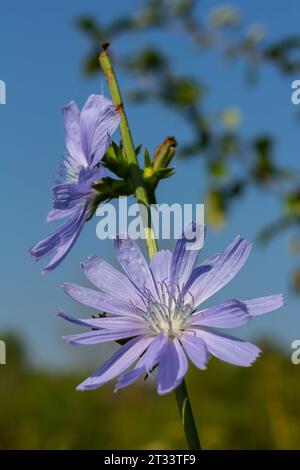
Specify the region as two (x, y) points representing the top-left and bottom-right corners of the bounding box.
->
(99, 43), (201, 450)
(99, 44), (157, 259)
(175, 379), (202, 450)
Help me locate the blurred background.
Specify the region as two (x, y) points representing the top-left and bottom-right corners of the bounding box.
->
(1, 0), (300, 449)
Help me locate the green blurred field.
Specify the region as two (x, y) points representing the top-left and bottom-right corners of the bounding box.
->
(0, 335), (299, 449)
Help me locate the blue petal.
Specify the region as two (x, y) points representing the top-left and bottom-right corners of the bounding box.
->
(191, 299), (250, 328)
(157, 338), (188, 395)
(62, 100), (87, 167)
(76, 336), (153, 391)
(170, 222), (205, 290)
(80, 94), (120, 165)
(190, 329), (261, 367)
(186, 235), (251, 307)
(30, 204), (88, 273)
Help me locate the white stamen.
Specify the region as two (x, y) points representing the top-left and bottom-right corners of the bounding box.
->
(141, 282), (194, 338)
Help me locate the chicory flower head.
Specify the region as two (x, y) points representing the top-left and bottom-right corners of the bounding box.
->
(59, 223), (283, 394)
(29, 95), (120, 273)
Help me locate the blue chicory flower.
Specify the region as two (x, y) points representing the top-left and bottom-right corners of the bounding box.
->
(59, 224), (283, 394)
(29, 95), (120, 273)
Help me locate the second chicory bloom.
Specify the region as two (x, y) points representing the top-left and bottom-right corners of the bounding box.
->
(29, 95), (120, 273)
(59, 224), (283, 394)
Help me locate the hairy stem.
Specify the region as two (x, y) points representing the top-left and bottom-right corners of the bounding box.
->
(99, 43), (158, 259)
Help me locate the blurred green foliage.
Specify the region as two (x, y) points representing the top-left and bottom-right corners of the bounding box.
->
(77, 0), (300, 291)
(1, 334), (299, 449)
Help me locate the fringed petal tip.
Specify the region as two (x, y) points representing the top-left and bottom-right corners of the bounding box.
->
(28, 243), (42, 261)
(245, 293), (285, 317)
(272, 293), (284, 309)
(76, 381), (93, 392)
(61, 335), (72, 343)
(239, 346), (261, 367)
(41, 267), (51, 275)
(81, 254), (97, 269)
(237, 344), (262, 367)
(252, 347), (262, 364)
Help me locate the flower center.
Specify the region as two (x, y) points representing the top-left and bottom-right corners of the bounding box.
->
(141, 282), (194, 338)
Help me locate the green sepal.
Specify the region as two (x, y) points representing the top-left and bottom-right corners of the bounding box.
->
(86, 177), (133, 221)
(102, 141), (130, 179)
(144, 147), (151, 167)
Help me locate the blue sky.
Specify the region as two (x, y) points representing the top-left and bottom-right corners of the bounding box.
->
(0, 0), (299, 369)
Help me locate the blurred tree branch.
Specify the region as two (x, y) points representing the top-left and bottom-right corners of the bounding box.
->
(77, 0), (300, 291)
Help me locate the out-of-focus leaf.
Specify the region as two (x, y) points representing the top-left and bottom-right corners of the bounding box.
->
(127, 90), (151, 103)
(208, 6), (241, 29)
(252, 136), (275, 184)
(107, 17), (137, 36)
(288, 238), (300, 254)
(209, 160), (227, 179)
(258, 216), (295, 243)
(83, 52), (102, 75)
(246, 23), (266, 44)
(124, 48), (168, 74)
(174, 0), (195, 16)
(292, 268), (300, 293)
(220, 107), (242, 129)
(206, 189), (225, 228)
(220, 133), (239, 155)
(136, 0), (167, 28)
(76, 17), (104, 40)
(161, 77), (203, 107)
(264, 36), (300, 73)
(285, 190), (300, 217)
